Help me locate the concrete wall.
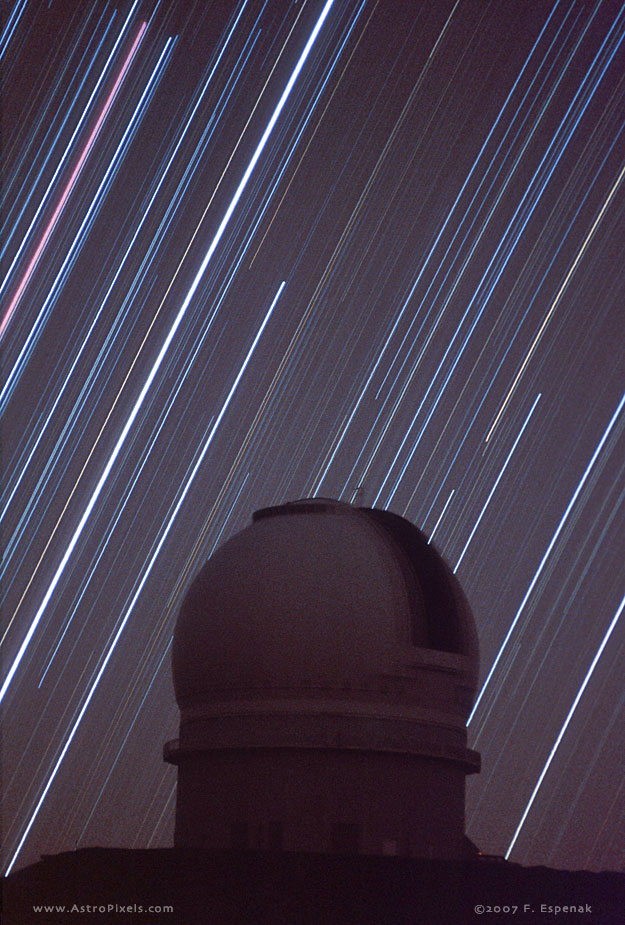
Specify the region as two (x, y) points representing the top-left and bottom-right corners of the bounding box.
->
(174, 748), (466, 858)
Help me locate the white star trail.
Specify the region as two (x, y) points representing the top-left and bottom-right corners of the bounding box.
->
(2, 0), (624, 877)
(469, 386), (625, 727)
(0, 0), (335, 709)
(505, 590), (625, 859)
(4, 281), (285, 877)
(0, 12), (146, 335)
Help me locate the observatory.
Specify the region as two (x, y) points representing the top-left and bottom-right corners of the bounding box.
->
(164, 498), (480, 858)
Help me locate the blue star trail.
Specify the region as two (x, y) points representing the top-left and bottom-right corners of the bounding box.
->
(2, 0), (624, 875)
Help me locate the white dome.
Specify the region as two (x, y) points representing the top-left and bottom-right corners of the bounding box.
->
(172, 500), (478, 707)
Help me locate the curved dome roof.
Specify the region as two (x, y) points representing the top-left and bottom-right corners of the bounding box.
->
(172, 499), (478, 706)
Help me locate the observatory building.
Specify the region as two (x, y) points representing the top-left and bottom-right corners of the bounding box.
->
(9, 502), (623, 921)
(164, 498), (480, 858)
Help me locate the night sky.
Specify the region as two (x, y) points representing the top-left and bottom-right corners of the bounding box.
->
(2, 0), (625, 876)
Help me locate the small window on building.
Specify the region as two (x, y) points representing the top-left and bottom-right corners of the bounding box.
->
(230, 821), (249, 850)
(331, 822), (360, 855)
(382, 838), (397, 856)
(260, 821), (283, 850)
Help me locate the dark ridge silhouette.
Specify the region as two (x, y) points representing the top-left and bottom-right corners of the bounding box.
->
(4, 848), (625, 924)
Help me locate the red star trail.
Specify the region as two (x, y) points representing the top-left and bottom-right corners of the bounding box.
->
(2, 0), (624, 876)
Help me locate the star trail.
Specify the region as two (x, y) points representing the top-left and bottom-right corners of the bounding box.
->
(2, 0), (625, 876)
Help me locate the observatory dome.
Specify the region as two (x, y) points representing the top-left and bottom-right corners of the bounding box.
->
(166, 499), (481, 856)
(172, 499), (479, 707)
